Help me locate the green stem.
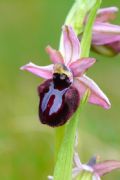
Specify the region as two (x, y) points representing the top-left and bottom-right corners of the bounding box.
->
(81, 0), (102, 57)
(54, 0), (101, 179)
(53, 92), (88, 180)
(55, 126), (65, 160)
(54, 106), (83, 180)
(56, 1), (101, 154)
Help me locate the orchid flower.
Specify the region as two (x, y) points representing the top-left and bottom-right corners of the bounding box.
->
(73, 152), (120, 180)
(92, 7), (120, 56)
(21, 25), (111, 127)
(48, 152), (120, 180)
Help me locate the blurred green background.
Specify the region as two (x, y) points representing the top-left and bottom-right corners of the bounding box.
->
(0, 0), (120, 179)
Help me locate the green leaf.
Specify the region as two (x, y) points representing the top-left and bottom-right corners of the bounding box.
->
(80, 0), (102, 57)
(65, 0), (96, 35)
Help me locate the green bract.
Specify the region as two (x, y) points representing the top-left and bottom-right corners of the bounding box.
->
(65, 0), (97, 35)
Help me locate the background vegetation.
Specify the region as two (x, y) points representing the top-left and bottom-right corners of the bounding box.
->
(0, 0), (120, 179)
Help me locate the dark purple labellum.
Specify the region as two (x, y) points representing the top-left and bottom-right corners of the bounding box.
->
(38, 73), (80, 127)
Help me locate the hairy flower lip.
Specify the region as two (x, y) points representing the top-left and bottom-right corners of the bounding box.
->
(21, 25), (111, 110)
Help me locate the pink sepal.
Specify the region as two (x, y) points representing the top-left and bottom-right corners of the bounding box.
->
(20, 62), (53, 79)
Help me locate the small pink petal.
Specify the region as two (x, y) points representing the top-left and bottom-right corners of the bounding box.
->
(93, 22), (120, 34)
(45, 45), (64, 64)
(69, 58), (96, 77)
(92, 23), (120, 45)
(20, 62), (53, 79)
(93, 160), (120, 177)
(96, 7), (118, 22)
(74, 75), (111, 109)
(63, 25), (80, 65)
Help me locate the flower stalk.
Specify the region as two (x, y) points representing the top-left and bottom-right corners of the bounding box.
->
(55, 126), (65, 160)
(80, 0), (102, 57)
(54, 92), (89, 180)
(54, 1), (102, 179)
(56, 0), (102, 157)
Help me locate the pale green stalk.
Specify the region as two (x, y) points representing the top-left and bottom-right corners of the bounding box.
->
(65, 0), (96, 34)
(55, 126), (65, 160)
(54, 93), (88, 180)
(54, 0), (101, 180)
(80, 0), (102, 57)
(56, 0), (100, 157)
